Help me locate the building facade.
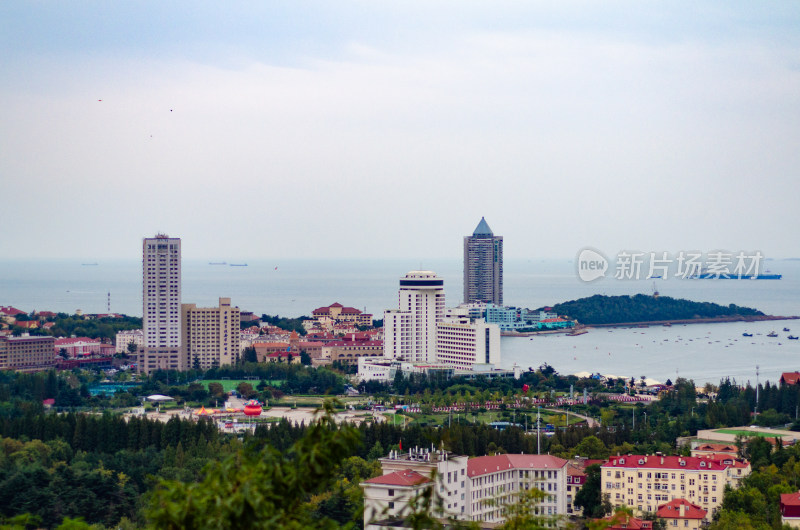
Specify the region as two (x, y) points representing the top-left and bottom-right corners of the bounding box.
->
(362, 449), (568, 528)
(115, 329), (144, 353)
(602, 454), (751, 520)
(463, 217), (503, 305)
(141, 234), (183, 373)
(383, 271), (445, 364)
(181, 297), (240, 369)
(435, 314), (500, 369)
(0, 335), (56, 372)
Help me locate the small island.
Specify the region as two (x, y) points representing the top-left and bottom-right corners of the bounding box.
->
(543, 294), (795, 327)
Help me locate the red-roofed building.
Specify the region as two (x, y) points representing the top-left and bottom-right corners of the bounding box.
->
(602, 454), (751, 520)
(35, 311), (58, 320)
(597, 511), (653, 529)
(55, 337), (113, 358)
(15, 320), (38, 330)
(781, 491), (800, 528)
(691, 443), (738, 459)
(264, 351), (301, 364)
(362, 469), (433, 524)
(656, 498), (706, 530)
(310, 302), (373, 328)
(0, 306), (27, 317)
(781, 372), (800, 386)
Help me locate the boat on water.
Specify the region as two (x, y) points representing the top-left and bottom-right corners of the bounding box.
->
(229, 263), (248, 267)
(690, 269), (782, 280)
(784, 328), (791, 332)
(767, 331), (778, 338)
(208, 262), (227, 265)
(742, 333), (753, 337)
(789, 336), (799, 340)
(567, 329), (588, 336)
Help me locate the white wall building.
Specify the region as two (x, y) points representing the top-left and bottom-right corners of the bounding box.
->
(362, 449), (569, 528)
(383, 271), (444, 364)
(435, 313), (500, 369)
(141, 234), (183, 373)
(115, 329), (143, 353)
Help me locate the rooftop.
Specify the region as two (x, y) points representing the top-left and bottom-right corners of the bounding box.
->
(472, 216), (494, 236)
(364, 469), (431, 487)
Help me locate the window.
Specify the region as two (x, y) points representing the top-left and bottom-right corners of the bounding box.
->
(388, 489), (394, 497)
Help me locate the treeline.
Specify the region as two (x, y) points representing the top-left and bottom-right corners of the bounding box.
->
(547, 294), (763, 325)
(260, 313), (309, 335)
(10, 314), (142, 342)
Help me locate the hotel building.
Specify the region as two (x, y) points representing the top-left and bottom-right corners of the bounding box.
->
(383, 271), (445, 364)
(0, 335), (56, 372)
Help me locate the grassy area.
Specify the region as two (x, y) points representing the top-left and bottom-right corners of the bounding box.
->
(199, 379), (283, 392)
(715, 429), (785, 438)
(402, 408), (586, 428)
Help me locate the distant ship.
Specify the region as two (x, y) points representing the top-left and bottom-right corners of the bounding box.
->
(767, 331), (778, 338)
(229, 263), (248, 267)
(208, 262), (227, 265)
(789, 336), (799, 340)
(81, 263), (98, 266)
(691, 271), (782, 280)
(742, 333), (753, 337)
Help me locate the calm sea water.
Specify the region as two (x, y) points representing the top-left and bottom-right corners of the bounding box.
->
(1, 258), (798, 385)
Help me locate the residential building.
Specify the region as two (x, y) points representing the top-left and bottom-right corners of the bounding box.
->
(0, 335), (56, 372)
(324, 338), (383, 364)
(463, 217), (503, 305)
(362, 449), (569, 528)
(655, 498), (706, 530)
(602, 454), (751, 520)
(141, 234), (183, 373)
(466, 454), (568, 524)
(181, 297), (241, 369)
(596, 512), (653, 529)
(435, 312), (500, 369)
(780, 491), (800, 528)
(115, 329), (144, 354)
(781, 372), (800, 386)
(383, 271), (445, 363)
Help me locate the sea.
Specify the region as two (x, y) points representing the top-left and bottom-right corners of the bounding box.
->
(1, 258), (799, 387)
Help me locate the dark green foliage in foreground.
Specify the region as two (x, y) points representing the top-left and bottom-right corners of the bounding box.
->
(146, 400), (361, 529)
(547, 294), (763, 325)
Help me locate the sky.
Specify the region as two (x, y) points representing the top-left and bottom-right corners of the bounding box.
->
(1, 1), (799, 262)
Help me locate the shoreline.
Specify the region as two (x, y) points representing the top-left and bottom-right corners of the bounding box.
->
(501, 314), (799, 336)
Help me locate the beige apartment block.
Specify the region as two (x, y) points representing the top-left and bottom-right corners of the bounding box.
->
(0, 335), (56, 372)
(181, 297), (240, 369)
(602, 454), (751, 520)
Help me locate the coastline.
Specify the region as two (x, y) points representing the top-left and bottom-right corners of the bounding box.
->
(501, 314), (800, 336)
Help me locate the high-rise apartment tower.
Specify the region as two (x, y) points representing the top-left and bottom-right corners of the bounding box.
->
(141, 234), (183, 373)
(463, 217), (503, 305)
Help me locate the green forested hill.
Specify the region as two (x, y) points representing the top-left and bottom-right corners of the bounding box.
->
(546, 294), (764, 325)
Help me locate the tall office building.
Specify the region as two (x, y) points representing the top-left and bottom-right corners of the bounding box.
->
(141, 234), (183, 373)
(463, 217), (503, 305)
(182, 297), (240, 370)
(383, 271), (445, 363)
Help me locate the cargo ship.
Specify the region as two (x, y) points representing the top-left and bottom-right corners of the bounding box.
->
(691, 271), (782, 280)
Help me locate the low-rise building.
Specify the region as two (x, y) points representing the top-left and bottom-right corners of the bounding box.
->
(55, 337), (114, 358)
(781, 491), (800, 528)
(0, 335), (56, 372)
(602, 454), (751, 520)
(115, 329), (144, 353)
(435, 314), (500, 369)
(311, 302), (373, 329)
(362, 448), (568, 528)
(655, 498), (706, 530)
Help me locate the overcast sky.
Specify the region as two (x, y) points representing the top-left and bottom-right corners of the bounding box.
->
(1, 2), (799, 261)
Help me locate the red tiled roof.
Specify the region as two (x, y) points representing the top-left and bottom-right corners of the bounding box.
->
(656, 498), (707, 519)
(55, 337), (100, 345)
(695, 444), (737, 452)
(266, 351), (294, 358)
(326, 340), (383, 347)
(604, 454), (740, 471)
(781, 372), (800, 385)
(15, 321), (38, 328)
(781, 492), (800, 507)
(364, 469), (431, 487)
(0, 306), (26, 316)
(467, 454), (567, 477)
(598, 513), (652, 529)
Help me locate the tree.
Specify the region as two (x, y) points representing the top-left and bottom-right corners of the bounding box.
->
(574, 464), (609, 518)
(145, 400), (361, 529)
(242, 347), (258, 364)
(127, 341), (138, 356)
(58, 348), (69, 360)
(300, 351), (311, 366)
